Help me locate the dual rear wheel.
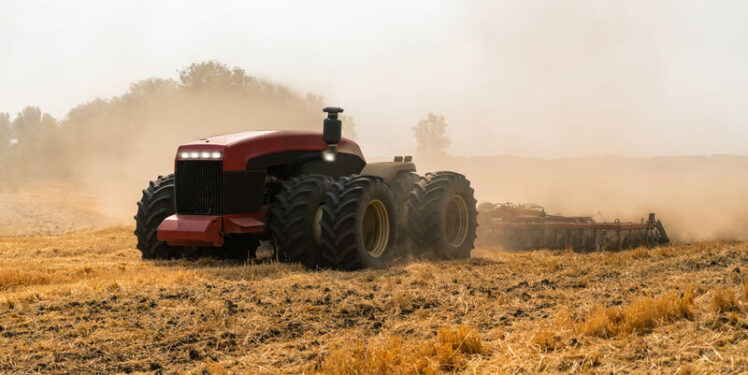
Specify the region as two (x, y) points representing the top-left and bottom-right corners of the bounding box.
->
(318, 176), (399, 270)
(269, 172), (477, 270)
(269, 175), (399, 270)
(407, 172), (478, 260)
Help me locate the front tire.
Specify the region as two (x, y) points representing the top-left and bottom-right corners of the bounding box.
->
(134, 174), (183, 259)
(407, 172), (478, 259)
(320, 176), (400, 270)
(268, 175), (334, 268)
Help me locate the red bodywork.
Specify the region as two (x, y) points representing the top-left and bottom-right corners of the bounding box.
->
(174, 130), (363, 171)
(157, 130), (364, 247)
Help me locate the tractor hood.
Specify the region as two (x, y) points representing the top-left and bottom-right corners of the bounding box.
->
(176, 130), (364, 171)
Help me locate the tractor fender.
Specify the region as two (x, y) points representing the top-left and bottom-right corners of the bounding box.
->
(360, 162), (416, 182)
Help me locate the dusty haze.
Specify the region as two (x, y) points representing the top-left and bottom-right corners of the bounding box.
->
(3, 111), (747, 242)
(2, 1), (747, 157)
(1, 2), (747, 242)
(422, 155), (748, 242)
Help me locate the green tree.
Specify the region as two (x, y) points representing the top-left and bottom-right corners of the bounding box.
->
(11, 107), (57, 162)
(0, 60), (359, 178)
(0, 112), (11, 154)
(178, 61), (255, 90)
(412, 113), (451, 158)
(13, 106), (43, 142)
(12, 106), (56, 142)
(127, 78), (178, 97)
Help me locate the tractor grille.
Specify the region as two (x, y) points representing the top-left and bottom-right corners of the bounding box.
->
(175, 160), (223, 215)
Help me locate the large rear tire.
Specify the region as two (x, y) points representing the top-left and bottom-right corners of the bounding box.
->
(387, 172), (420, 253)
(320, 176), (400, 270)
(134, 174), (183, 259)
(388, 171), (420, 208)
(407, 172), (478, 259)
(268, 175), (334, 268)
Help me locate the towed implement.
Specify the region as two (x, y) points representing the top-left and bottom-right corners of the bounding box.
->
(134, 107), (478, 270)
(477, 202), (669, 251)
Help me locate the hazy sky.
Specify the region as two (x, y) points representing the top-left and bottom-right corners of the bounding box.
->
(1, 1), (747, 157)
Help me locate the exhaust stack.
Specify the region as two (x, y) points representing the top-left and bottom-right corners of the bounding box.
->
(322, 107), (344, 162)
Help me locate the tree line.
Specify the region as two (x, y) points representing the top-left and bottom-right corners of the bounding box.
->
(0, 60), (451, 180)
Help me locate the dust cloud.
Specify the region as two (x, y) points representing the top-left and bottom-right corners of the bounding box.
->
(0, 63), (356, 232)
(2, 2), (747, 242)
(2, 64), (746, 241)
(419, 155), (748, 242)
(411, 2), (748, 242)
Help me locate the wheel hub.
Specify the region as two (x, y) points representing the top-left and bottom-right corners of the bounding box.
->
(445, 195), (469, 247)
(312, 206), (324, 246)
(362, 199), (389, 258)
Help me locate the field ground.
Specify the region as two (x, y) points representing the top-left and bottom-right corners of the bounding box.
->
(0, 227), (747, 374)
(0, 182), (127, 237)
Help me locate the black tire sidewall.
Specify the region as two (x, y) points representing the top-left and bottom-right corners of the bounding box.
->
(294, 183), (329, 263)
(408, 172), (477, 260)
(268, 175), (333, 267)
(434, 182), (477, 258)
(134, 174), (183, 259)
(387, 172), (419, 255)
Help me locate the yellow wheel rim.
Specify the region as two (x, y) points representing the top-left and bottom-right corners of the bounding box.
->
(445, 195), (469, 247)
(312, 206), (324, 246)
(362, 199), (390, 258)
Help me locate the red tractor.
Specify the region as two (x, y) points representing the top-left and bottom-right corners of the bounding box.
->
(134, 107), (477, 269)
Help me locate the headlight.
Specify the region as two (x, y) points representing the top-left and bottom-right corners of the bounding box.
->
(180, 151), (223, 159)
(322, 150), (337, 162)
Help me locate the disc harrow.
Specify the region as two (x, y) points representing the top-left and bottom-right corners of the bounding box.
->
(477, 202), (669, 251)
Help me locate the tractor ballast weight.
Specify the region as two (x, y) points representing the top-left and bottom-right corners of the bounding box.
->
(134, 107), (478, 269)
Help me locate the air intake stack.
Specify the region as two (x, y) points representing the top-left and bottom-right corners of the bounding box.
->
(322, 107), (344, 162)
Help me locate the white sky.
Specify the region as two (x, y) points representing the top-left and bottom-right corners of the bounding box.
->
(1, 0), (747, 157)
